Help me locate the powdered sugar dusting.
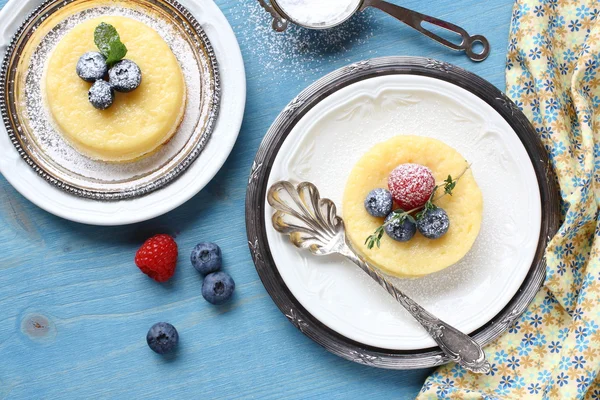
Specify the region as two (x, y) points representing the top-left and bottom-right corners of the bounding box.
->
(233, 0), (376, 83)
(388, 163), (436, 210)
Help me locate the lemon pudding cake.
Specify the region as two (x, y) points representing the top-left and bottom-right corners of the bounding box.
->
(44, 16), (186, 162)
(343, 135), (483, 278)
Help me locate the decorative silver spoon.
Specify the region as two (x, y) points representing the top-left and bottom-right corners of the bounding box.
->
(268, 180), (490, 373)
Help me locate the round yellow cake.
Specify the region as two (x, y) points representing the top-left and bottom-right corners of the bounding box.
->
(44, 16), (186, 162)
(343, 136), (483, 278)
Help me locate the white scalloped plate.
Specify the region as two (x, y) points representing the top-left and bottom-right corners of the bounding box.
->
(0, 0), (245, 225)
(265, 75), (541, 350)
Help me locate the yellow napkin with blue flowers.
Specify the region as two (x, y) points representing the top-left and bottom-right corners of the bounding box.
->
(418, 0), (600, 398)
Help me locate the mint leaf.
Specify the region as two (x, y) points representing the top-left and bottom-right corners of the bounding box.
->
(105, 40), (127, 65)
(94, 23), (119, 56)
(94, 23), (127, 66)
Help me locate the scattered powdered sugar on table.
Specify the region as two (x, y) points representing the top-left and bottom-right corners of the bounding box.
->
(234, 0), (376, 82)
(275, 0), (359, 26)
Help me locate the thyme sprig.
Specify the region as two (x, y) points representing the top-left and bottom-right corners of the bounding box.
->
(364, 163), (471, 250)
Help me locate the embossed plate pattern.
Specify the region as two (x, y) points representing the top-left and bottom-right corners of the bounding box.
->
(246, 57), (560, 369)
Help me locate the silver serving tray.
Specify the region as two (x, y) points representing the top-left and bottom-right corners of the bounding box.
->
(0, 0), (220, 201)
(245, 57), (560, 369)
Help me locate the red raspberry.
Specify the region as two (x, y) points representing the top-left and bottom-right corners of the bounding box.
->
(388, 163), (436, 211)
(135, 234), (178, 282)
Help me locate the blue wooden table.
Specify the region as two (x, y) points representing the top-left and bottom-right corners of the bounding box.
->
(0, 0), (515, 398)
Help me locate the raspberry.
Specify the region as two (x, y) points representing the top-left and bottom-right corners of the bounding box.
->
(135, 234), (178, 282)
(388, 163), (436, 211)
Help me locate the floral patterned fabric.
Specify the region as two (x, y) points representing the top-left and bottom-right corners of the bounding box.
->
(418, 0), (600, 399)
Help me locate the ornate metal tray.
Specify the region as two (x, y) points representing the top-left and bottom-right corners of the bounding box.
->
(0, 0), (220, 201)
(245, 57), (560, 369)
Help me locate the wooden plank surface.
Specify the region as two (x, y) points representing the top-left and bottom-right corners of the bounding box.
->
(0, 0), (514, 398)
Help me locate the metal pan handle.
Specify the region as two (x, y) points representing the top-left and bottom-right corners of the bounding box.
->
(362, 0), (490, 62)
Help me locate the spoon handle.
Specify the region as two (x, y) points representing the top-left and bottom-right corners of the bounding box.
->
(362, 0), (490, 62)
(340, 244), (491, 373)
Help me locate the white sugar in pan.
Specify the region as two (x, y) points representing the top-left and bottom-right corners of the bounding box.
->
(273, 0), (361, 28)
(270, 0), (490, 62)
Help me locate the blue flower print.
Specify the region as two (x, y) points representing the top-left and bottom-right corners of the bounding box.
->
(534, 5), (545, 17)
(556, 372), (569, 387)
(538, 370), (552, 383)
(486, 363), (498, 377)
(576, 5), (590, 18)
(576, 375), (591, 393)
(574, 326), (589, 340)
(499, 376), (514, 389)
(528, 383), (541, 394)
(568, 17), (583, 31)
(559, 356), (570, 371)
(495, 350), (509, 363)
(518, 343), (531, 356)
(522, 333), (535, 346)
(572, 355), (586, 369)
(529, 47), (542, 60)
(564, 49), (577, 62)
(549, 341), (562, 353)
(510, 84), (524, 98)
(530, 314), (543, 328)
(507, 356), (520, 370)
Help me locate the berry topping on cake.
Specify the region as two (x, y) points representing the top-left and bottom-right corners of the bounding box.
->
(88, 80), (114, 110)
(388, 163), (436, 210)
(146, 322), (179, 354)
(364, 188), (393, 217)
(134, 234), (178, 282)
(74, 23), (143, 111)
(384, 212), (416, 242)
(109, 59), (142, 92)
(417, 208), (450, 239)
(76, 52), (108, 82)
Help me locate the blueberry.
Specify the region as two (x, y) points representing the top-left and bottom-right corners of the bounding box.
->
(76, 52), (108, 82)
(191, 242), (222, 275)
(364, 188), (393, 218)
(108, 59), (142, 92)
(384, 212), (416, 242)
(146, 322), (179, 354)
(202, 272), (235, 305)
(88, 80), (114, 110)
(417, 208), (450, 239)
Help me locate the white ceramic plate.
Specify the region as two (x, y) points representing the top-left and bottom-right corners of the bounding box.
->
(264, 74), (542, 350)
(0, 0), (246, 225)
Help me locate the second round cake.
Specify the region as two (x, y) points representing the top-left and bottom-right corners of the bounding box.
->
(44, 16), (186, 162)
